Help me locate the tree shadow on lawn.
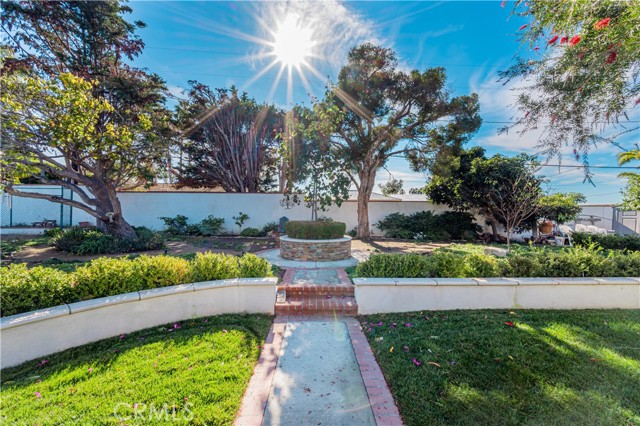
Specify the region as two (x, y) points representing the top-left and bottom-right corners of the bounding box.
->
(1, 314), (273, 425)
(362, 310), (640, 426)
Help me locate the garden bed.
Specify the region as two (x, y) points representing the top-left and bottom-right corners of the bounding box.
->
(0, 314), (272, 425)
(361, 309), (640, 425)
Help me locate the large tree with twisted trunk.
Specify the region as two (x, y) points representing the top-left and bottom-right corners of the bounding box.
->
(313, 44), (482, 239)
(1, 0), (172, 238)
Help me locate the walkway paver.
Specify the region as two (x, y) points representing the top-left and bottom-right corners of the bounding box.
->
(235, 316), (403, 426)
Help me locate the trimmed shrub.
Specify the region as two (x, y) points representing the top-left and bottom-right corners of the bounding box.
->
(0, 264), (77, 317)
(356, 246), (640, 278)
(376, 211), (481, 241)
(572, 232), (640, 251)
(285, 221), (346, 240)
(74, 257), (139, 299)
(238, 253), (273, 277)
(189, 252), (241, 282)
(240, 227), (261, 237)
(131, 255), (192, 290)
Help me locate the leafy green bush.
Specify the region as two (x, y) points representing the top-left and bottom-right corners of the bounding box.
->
(131, 255), (192, 290)
(2, 252), (274, 316)
(238, 253), (273, 277)
(376, 211), (481, 241)
(198, 215), (225, 236)
(189, 252), (241, 282)
(160, 215), (201, 235)
(356, 246), (640, 278)
(572, 232), (640, 251)
(262, 221), (279, 235)
(285, 221), (346, 239)
(240, 227), (261, 237)
(49, 227), (164, 255)
(0, 264), (77, 317)
(74, 257), (139, 299)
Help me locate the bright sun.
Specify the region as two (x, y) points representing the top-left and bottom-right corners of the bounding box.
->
(272, 14), (315, 69)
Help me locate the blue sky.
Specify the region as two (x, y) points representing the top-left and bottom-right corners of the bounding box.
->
(129, 1), (636, 204)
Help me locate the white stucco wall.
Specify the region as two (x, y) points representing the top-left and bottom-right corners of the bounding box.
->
(354, 277), (640, 314)
(0, 278), (277, 369)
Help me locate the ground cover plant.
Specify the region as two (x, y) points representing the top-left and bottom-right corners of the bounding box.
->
(0, 314), (272, 425)
(48, 226), (165, 255)
(362, 309), (640, 426)
(355, 245), (640, 278)
(1, 252), (273, 317)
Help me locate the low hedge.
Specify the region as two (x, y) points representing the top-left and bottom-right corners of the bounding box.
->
(285, 221), (346, 239)
(572, 232), (640, 251)
(377, 210), (482, 241)
(1, 252), (273, 317)
(356, 246), (640, 278)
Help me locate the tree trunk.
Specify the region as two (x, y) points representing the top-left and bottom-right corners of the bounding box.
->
(490, 221), (499, 241)
(92, 184), (137, 239)
(357, 169), (376, 240)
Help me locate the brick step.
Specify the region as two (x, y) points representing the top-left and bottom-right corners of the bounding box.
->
(275, 295), (358, 316)
(277, 284), (354, 297)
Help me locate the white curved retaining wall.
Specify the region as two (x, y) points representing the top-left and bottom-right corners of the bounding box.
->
(0, 278), (277, 369)
(354, 277), (640, 314)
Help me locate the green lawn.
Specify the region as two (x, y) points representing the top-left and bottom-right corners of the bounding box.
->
(1, 314), (272, 425)
(361, 310), (640, 426)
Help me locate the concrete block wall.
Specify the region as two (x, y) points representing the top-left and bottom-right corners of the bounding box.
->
(353, 277), (640, 314)
(0, 278), (277, 369)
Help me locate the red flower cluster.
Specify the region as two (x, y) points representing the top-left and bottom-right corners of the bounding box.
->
(606, 51), (617, 64)
(569, 35), (581, 46)
(548, 35), (559, 44)
(560, 36), (568, 44)
(595, 18), (611, 30)
(518, 24), (528, 31)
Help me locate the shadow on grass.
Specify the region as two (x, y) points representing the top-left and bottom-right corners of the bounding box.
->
(1, 314), (273, 425)
(360, 309), (640, 426)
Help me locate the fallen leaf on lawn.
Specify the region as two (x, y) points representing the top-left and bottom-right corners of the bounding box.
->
(590, 358), (600, 362)
(494, 358), (503, 362)
(412, 358), (422, 367)
(426, 362), (442, 368)
(389, 346), (394, 353)
(505, 321), (515, 327)
(509, 311), (516, 315)
(403, 346), (410, 352)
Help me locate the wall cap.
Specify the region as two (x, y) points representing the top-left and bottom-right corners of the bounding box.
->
(193, 279), (238, 291)
(594, 277), (639, 285)
(139, 284), (195, 300)
(280, 236), (352, 243)
(434, 278), (478, 286)
(1, 304), (70, 330)
(353, 278), (397, 286)
(69, 292), (140, 314)
(395, 278), (437, 286)
(473, 278), (518, 286)
(239, 277), (278, 286)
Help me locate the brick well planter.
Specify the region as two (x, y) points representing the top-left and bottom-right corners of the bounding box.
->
(280, 236), (352, 261)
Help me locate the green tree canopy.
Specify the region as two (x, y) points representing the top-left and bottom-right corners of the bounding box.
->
(379, 178), (405, 196)
(538, 192), (586, 224)
(500, 0), (640, 173)
(311, 43), (482, 238)
(175, 82), (283, 193)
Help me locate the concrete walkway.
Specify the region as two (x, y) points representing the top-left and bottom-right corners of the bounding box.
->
(235, 316), (403, 426)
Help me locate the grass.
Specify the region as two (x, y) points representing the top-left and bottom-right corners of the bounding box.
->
(361, 310), (640, 426)
(1, 314), (272, 425)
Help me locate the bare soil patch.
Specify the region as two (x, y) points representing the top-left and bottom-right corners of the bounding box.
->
(351, 238), (451, 255)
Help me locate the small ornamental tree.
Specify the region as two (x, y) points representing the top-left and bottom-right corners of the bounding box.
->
(425, 147), (544, 247)
(538, 193), (586, 224)
(1, 73), (157, 238)
(500, 0), (640, 172)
